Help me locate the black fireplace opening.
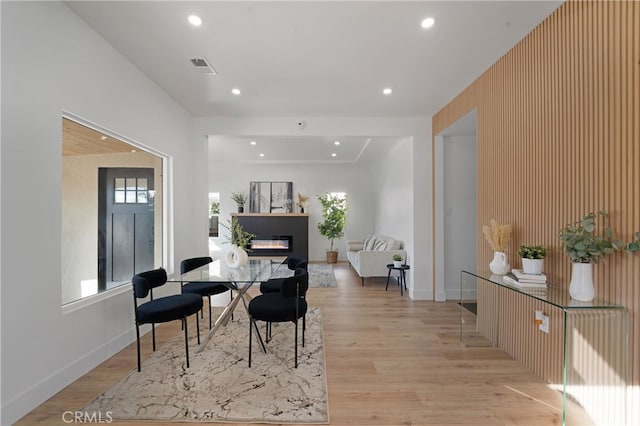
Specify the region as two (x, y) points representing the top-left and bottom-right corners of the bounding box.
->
(248, 235), (293, 255)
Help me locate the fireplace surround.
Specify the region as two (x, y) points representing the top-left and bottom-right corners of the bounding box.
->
(233, 213), (308, 260)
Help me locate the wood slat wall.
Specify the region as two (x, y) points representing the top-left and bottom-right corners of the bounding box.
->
(433, 0), (639, 416)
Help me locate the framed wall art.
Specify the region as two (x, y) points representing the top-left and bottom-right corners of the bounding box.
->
(249, 181), (293, 213)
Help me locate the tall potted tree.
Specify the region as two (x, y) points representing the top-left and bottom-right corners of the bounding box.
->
(317, 193), (347, 263)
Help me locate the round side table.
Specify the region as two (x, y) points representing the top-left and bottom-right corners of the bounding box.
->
(385, 264), (410, 296)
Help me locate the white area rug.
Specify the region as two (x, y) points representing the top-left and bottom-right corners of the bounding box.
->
(271, 264), (337, 287)
(85, 307), (328, 423)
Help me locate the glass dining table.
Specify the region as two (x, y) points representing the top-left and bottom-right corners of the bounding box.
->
(168, 256), (287, 353)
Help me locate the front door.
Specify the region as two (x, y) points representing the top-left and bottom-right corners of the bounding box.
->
(98, 167), (155, 290)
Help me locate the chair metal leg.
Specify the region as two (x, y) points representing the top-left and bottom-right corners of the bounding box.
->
(248, 317), (253, 367)
(302, 315), (306, 347)
(136, 324), (141, 372)
(196, 312), (201, 345)
(294, 318), (298, 368)
(152, 323), (156, 351)
(207, 296), (212, 330)
(184, 317), (190, 368)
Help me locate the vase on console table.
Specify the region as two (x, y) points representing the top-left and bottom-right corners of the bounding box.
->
(568, 262), (595, 302)
(489, 251), (510, 275)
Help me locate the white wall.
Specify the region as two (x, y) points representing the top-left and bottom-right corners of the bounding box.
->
(0, 2), (202, 423)
(197, 116), (433, 300)
(210, 159), (376, 262)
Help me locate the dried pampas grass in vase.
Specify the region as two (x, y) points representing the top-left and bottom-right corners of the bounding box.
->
(482, 219), (512, 275)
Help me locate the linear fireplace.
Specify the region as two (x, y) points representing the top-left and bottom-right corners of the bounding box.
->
(234, 213), (308, 259)
(249, 235), (293, 254)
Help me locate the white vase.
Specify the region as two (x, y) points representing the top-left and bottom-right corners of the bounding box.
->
(393, 260), (402, 268)
(224, 244), (249, 268)
(522, 258), (544, 275)
(569, 262), (595, 302)
(489, 251), (510, 275)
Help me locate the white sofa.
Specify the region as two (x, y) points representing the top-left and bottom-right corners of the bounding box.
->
(346, 235), (406, 285)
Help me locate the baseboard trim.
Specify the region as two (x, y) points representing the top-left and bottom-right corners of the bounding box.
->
(2, 328), (134, 425)
(410, 288), (433, 300)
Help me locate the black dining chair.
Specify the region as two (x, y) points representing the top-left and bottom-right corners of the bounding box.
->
(259, 256), (308, 294)
(132, 268), (203, 371)
(248, 270), (309, 368)
(180, 256), (233, 329)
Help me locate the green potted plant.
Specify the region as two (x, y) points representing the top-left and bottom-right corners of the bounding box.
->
(559, 210), (623, 301)
(626, 231), (640, 253)
(518, 245), (547, 275)
(220, 217), (255, 267)
(317, 193), (348, 263)
(230, 191), (248, 213)
(225, 216), (255, 250)
(392, 254), (403, 268)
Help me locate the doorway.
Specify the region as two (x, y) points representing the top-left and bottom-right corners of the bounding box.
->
(98, 167), (155, 290)
(434, 110), (477, 301)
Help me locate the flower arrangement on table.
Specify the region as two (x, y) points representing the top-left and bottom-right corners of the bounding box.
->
(297, 193), (309, 213)
(558, 210), (622, 264)
(482, 218), (512, 275)
(482, 218), (512, 252)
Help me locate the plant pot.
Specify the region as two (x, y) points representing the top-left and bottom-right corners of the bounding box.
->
(237, 206), (244, 213)
(569, 262), (594, 302)
(489, 251), (510, 275)
(522, 258), (543, 275)
(326, 250), (338, 264)
(393, 261), (402, 268)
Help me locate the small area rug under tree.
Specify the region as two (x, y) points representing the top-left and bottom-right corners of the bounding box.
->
(84, 307), (328, 423)
(271, 263), (337, 287)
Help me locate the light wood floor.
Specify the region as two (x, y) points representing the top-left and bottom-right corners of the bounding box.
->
(17, 262), (592, 425)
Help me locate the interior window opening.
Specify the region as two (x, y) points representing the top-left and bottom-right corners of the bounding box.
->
(61, 117), (164, 305)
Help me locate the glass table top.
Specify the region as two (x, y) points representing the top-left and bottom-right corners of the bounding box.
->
(170, 256), (287, 283)
(462, 270), (625, 310)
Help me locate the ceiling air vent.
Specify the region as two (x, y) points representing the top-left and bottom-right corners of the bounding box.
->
(189, 57), (217, 75)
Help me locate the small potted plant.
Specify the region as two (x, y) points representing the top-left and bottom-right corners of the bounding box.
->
(518, 245), (547, 275)
(559, 210), (623, 301)
(392, 254), (403, 268)
(230, 191), (248, 213)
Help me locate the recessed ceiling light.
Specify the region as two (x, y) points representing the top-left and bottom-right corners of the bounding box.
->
(421, 17), (435, 29)
(334, 141), (340, 145)
(250, 140), (257, 145)
(100, 135), (107, 141)
(188, 15), (202, 27)
(259, 153), (265, 157)
(231, 88), (241, 95)
(331, 153), (337, 157)
(383, 88), (393, 95)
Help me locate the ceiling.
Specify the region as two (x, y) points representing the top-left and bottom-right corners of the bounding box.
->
(65, 1), (561, 163)
(63, 118), (136, 156)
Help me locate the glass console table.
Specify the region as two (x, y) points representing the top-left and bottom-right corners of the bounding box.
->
(460, 270), (629, 426)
